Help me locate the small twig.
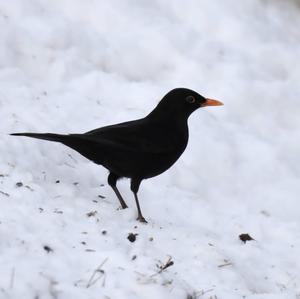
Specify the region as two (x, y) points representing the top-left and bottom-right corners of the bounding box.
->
(86, 211), (98, 217)
(86, 258), (108, 288)
(218, 262), (232, 268)
(10, 268), (15, 289)
(102, 274), (106, 288)
(157, 256), (174, 273)
(25, 185), (34, 191)
(85, 249), (96, 252)
(151, 256), (174, 277)
(0, 190), (9, 197)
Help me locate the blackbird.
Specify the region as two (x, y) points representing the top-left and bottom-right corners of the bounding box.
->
(11, 88), (223, 222)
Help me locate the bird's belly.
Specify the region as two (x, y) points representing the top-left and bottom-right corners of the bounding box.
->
(102, 151), (182, 179)
(140, 153), (180, 178)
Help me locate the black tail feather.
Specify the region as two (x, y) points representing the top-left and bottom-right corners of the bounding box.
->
(11, 132), (106, 164)
(10, 133), (68, 143)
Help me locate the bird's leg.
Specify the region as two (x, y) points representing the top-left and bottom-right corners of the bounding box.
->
(112, 186), (128, 209)
(131, 179), (147, 223)
(108, 173), (128, 209)
(133, 193), (147, 223)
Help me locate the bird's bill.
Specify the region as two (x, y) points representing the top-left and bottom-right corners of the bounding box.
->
(202, 98), (224, 107)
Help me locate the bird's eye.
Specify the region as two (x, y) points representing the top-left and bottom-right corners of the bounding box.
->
(185, 96), (196, 103)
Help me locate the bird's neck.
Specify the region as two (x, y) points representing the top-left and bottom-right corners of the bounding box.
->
(146, 103), (190, 124)
(146, 107), (189, 139)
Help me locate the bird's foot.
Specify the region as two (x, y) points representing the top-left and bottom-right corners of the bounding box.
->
(137, 216), (148, 223)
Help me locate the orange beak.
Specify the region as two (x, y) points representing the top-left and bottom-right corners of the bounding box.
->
(202, 98), (224, 107)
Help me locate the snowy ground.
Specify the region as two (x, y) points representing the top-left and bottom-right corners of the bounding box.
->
(1, 1), (300, 298)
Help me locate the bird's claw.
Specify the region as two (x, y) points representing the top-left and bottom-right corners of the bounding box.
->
(137, 216), (148, 223)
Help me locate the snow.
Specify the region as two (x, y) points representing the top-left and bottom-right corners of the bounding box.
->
(1, 0), (300, 298)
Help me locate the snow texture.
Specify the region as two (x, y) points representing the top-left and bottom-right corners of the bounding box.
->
(1, 1), (300, 298)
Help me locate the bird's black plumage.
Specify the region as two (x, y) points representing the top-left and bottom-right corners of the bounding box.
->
(11, 88), (223, 222)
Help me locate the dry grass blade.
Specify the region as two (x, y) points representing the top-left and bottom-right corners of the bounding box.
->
(86, 257), (108, 288)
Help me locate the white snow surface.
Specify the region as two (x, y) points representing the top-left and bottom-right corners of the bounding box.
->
(1, 1), (300, 298)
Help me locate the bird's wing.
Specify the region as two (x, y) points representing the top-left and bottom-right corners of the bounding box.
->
(81, 119), (181, 154)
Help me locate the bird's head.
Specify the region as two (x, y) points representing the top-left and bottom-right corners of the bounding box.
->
(149, 88), (223, 120)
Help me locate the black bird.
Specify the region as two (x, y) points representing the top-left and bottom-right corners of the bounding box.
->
(11, 88), (223, 222)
